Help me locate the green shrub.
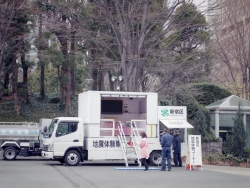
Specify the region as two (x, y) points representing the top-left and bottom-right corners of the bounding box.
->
(49, 97), (60, 103)
(207, 154), (216, 164)
(233, 157), (245, 166)
(18, 88), (28, 96)
(163, 83), (232, 143)
(191, 83), (232, 106)
(2, 89), (12, 96)
(244, 148), (250, 158)
(175, 88), (215, 142)
(220, 155), (227, 164)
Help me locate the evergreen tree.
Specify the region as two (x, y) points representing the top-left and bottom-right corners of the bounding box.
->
(224, 103), (247, 158)
(191, 108), (207, 139)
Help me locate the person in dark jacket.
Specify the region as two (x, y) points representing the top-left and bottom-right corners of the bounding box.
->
(160, 128), (173, 171)
(172, 130), (182, 167)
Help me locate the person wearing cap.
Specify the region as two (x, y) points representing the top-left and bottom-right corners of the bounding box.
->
(173, 130), (182, 167)
(160, 128), (173, 171)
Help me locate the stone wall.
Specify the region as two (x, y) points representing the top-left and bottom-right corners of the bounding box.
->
(202, 141), (222, 156)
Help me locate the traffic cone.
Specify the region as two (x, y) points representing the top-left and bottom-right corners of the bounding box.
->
(186, 164), (194, 170)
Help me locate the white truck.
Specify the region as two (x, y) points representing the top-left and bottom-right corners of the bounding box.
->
(42, 91), (193, 166)
(0, 119), (51, 160)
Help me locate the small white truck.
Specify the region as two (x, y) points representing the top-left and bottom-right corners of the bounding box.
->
(42, 91), (193, 166)
(0, 119), (51, 160)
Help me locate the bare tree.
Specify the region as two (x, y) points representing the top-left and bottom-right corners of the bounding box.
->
(75, 0), (213, 92)
(211, 0), (250, 99)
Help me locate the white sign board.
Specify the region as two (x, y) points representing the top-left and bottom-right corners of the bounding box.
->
(186, 135), (202, 171)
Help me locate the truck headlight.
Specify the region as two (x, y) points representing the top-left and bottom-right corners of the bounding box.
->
(44, 144), (53, 152)
(48, 144), (53, 152)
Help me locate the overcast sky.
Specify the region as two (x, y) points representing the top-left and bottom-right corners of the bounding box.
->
(193, 0), (208, 11)
(193, 0), (207, 6)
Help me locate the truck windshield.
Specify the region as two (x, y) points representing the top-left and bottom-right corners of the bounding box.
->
(45, 119), (58, 138)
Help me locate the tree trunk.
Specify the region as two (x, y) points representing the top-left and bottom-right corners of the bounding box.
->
(21, 50), (28, 103)
(70, 66), (75, 95)
(57, 66), (64, 104)
(65, 68), (71, 116)
(55, 15), (71, 115)
(140, 67), (146, 92)
(99, 65), (104, 91)
(90, 47), (98, 91)
(108, 70), (114, 91)
(92, 68), (98, 90)
(12, 56), (21, 116)
(4, 72), (10, 90)
(38, 14), (45, 99)
(248, 68), (250, 100)
(40, 63), (45, 98)
(70, 29), (76, 95)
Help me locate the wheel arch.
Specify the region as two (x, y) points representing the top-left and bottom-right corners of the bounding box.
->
(1, 141), (20, 151)
(149, 150), (161, 156)
(63, 147), (85, 162)
(149, 150), (162, 166)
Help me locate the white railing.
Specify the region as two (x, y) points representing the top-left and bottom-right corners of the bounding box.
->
(131, 121), (141, 145)
(117, 121), (129, 167)
(100, 119), (115, 137)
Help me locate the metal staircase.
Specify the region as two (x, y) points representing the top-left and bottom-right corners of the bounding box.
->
(117, 121), (141, 167)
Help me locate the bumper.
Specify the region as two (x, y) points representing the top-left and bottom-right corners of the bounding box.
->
(42, 151), (54, 159)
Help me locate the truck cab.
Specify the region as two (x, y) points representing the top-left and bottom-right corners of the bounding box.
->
(42, 117), (85, 166)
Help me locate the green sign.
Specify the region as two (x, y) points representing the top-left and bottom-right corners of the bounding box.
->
(161, 109), (169, 117)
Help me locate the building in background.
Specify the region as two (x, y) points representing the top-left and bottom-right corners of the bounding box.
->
(206, 95), (250, 147)
(209, 0), (250, 100)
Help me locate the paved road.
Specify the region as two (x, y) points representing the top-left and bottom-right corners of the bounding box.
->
(1, 156), (250, 188)
(204, 164), (250, 177)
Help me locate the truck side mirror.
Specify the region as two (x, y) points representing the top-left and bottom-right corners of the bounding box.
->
(43, 126), (47, 133)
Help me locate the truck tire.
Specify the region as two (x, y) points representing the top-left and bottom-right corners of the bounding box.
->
(3, 147), (17, 160)
(149, 151), (162, 166)
(64, 150), (80, 166)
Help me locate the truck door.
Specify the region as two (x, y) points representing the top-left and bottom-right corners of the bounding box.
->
(53, 121), (81, 156)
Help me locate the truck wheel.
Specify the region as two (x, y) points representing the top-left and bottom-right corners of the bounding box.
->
(64, 150), (80, 166)
(3, 147), (17, 160)
(149, 151), (162, 166)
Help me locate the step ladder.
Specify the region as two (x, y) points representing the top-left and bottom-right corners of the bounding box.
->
(117, 121), (141, 167)
(131, 121), (141, 149)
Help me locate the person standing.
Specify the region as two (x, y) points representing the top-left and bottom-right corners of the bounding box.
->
(173, 130), (182, 167)
(160, 128), (173, 171)
(138, 131), (149, 172)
